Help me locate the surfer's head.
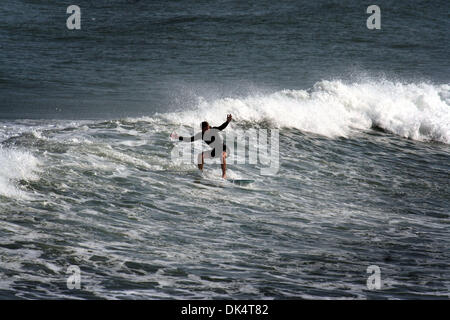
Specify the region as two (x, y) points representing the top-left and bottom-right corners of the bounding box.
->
(201, 121), (210, 132)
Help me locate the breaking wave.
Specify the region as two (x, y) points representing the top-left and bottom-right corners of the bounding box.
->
(162, 79), (450, 144)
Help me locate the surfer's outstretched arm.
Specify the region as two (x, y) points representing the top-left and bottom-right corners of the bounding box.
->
(213, 114), (232, 131)
(177, 132), (202, 142)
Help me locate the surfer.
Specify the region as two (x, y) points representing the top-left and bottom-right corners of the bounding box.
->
(171, 114), (232, 179)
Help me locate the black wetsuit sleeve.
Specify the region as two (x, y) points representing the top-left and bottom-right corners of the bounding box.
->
(213, 120), (230, 131)
(179, 136), (194, 142)
(179, 132), (202, 142)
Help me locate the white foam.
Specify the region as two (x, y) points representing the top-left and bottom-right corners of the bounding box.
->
(0, 147), (41, 198)
(161, 79), (450, 144)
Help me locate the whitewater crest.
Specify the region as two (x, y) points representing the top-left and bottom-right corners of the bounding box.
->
(162, 80), (450, 144)
(0, 147), (41, 198)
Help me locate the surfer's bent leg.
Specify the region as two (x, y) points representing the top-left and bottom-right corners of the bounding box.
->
(221, 151), (227, 179)
(197, 152), (204, 171)
(221, 144), (228, 179)
(199, 150), (213, 171)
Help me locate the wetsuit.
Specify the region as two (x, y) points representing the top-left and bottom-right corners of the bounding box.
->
(179, 120), (230, 157)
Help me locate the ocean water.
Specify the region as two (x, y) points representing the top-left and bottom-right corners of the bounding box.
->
(0, 0), (449, 299)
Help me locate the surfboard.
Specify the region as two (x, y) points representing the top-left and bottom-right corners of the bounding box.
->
(227, 179), (255, 185)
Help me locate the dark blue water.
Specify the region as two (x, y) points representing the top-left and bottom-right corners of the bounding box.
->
(0, 0), (449, 299)
(1, 0), (448, 119)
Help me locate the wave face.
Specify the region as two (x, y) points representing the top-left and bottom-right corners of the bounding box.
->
(163, 80), (450, 144)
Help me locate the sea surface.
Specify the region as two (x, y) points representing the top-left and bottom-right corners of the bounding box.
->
(0, 0), (449, 299)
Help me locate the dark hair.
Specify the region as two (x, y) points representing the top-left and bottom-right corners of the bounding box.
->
(201, 121), (209, 131)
